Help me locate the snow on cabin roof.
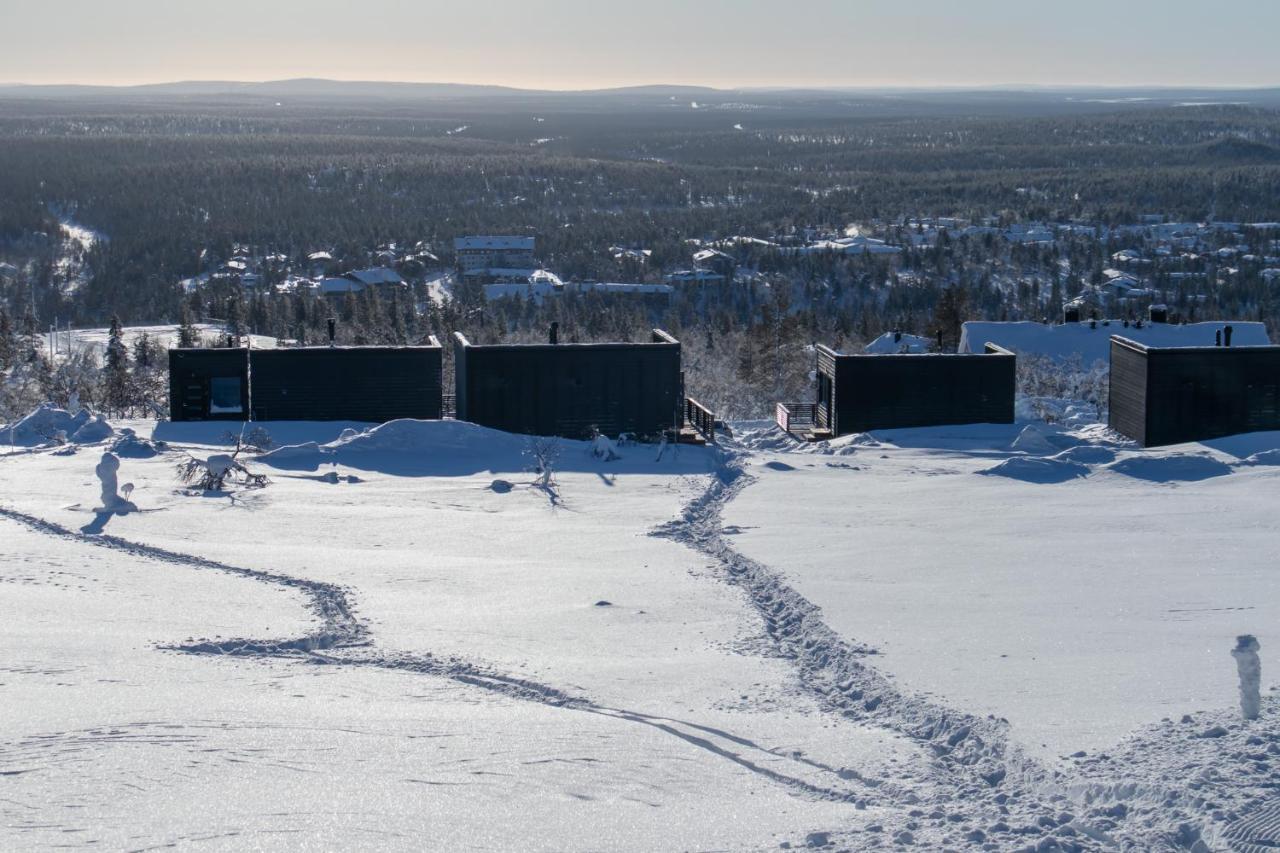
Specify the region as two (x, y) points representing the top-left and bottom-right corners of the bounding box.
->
(345, 267), (402, 286)
(320, 277), (364, 294)
(692, 248), (733, 263)
(307, 251), (333, 261)
(665, 269), (725, 282)
(864, 331), (932, 354)
(454, 236), (536, 252)
(958, 320), (1271, 363)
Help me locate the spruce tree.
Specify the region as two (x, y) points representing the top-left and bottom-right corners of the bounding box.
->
(104, 315), (131, 415)
(177, 306), (200, 348)
(0, 306), (15, 371)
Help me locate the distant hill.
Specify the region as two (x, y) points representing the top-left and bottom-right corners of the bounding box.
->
(3, 79), (1280, 119)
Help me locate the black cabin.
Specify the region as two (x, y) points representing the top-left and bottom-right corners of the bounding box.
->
(1109, 335), (1280, 447)
(453, 329), (682, 439)
(168, 341), (443, 423)
(779, 343), (1016, 438)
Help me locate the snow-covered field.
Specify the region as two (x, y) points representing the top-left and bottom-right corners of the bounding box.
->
(1, 412), (1277, 851)
(40, 324), (278, 362)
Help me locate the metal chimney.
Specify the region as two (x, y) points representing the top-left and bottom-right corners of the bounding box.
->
(550, 322), (559, 345)
(1225, 325), (1233, 348)
(327, 318), (336, 347)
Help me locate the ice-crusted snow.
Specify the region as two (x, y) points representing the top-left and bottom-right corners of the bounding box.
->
(1, 413), (1277, 851)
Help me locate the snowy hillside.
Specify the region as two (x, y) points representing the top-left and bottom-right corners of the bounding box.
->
(1, 413), (1276, 851)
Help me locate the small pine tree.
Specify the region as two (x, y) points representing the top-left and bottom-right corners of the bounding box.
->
(0, 306), (15, 371)
(104, 315), (131, 416)
(20, 309), (39, 362)
(177, 306), (200, 348)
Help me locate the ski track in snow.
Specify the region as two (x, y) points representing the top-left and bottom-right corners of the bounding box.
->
(651, 448), (1275, 852)
(0, 505), (886, 810)
(4, 435), (1270, 851)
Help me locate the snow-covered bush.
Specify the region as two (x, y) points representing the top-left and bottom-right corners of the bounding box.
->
(526, 436), (561, 490)
(176, 431), (270, 492)
(1016, 353), (1109, 424)
(590, 431), (621, 461)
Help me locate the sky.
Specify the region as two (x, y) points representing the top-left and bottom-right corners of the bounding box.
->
(6, 0), (1280, 90)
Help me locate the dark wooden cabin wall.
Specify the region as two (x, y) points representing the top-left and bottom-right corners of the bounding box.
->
(829, 352), (1015, 435)
(168, 349), (250, 422)
(249, 347), (442, 422)
(1108, 339), (1150, 446)
(169, 346), (442, 423)
(455, 342), (681, 439)
(1144, 348), (1280, 446)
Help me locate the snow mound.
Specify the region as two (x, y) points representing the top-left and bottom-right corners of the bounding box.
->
(1051, 445), (1117, 465)
(1241, 449), (1280, 466)
(1105, 453), (1233, 482)
(110, 429), (164, 459)
(978, 456), (1089, 484)
(1010, 424), (1060, 455)
(2, 404), (113, 447)
(71, 415), (114, 444)
(258, 419), (713, 476)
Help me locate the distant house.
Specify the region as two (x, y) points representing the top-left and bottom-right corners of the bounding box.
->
(610, 245), (652, 264)
(307, 251), (337, 276)
(319, 267), (404, 298)
(483, 278), (672, 306)
(692, 248), (736, 279)
(454, 236), (536, 275)
(790, 236), (902, 256)
(664, 269), (725, 284)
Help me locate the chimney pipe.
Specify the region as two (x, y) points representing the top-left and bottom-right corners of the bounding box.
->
(1225, 325), (1233, 348)
(327, 318), (336, 347)
(1216, 329), (1222, 347)
(550, 322), (559, 345)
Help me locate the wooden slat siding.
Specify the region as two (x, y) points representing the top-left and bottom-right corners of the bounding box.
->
(828, 344), (1015, 436)
(1143, 343), (1280, 447)
(815, 345), (839, 432)
(454, 330), (682, 440)
(248, 345), (442, 422)
(1108, 337), (1149, 445)
(167, 348), (250, 421)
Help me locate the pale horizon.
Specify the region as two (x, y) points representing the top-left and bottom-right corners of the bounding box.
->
(6, 0), (1280, 91)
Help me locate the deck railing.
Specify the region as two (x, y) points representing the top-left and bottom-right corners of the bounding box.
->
(684, 397), (717, 443)
(776, 402), (817, 434)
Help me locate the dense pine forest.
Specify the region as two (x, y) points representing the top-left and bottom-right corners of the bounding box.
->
(3, 86), (1280, 421)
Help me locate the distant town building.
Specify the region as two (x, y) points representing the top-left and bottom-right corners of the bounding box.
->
(454, 236), (536, 275)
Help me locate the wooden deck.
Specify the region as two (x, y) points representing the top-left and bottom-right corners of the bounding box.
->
(775, 402), (831, 442)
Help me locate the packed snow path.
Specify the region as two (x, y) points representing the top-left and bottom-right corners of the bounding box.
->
(0, 506), (897, 808)
(3, 417), (1277, 850)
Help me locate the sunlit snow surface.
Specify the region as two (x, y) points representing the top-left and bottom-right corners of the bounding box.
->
(2, 416), (1277, 851)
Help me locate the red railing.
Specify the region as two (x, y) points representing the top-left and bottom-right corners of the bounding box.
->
(684, 397), (717, 443)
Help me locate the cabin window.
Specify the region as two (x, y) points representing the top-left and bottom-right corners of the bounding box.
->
(818, 373), (832, 407)
(209, 376), (244, 414)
